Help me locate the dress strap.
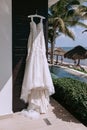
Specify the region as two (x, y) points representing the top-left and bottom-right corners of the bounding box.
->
(40, 18), (43, 23)
(31, 17), (33, 22)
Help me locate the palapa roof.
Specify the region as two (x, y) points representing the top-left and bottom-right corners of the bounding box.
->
(64, 45), (87, 60)
(54, 47), (66, 56)
(48, 47), (66, 56)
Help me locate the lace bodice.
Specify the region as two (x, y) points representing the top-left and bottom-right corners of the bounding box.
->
(27, 18), (46, 58)
(30, 18), (43, 35)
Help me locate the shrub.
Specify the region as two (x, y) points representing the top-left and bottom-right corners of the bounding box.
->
(52, 77), (87, 126)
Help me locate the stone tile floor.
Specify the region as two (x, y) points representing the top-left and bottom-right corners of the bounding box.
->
(0, 98), (87, 130)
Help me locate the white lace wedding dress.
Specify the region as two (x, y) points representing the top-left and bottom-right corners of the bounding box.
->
(20, 18), (55, 115)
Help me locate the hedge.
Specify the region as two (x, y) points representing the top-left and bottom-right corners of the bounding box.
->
(52, 77), (87, 126)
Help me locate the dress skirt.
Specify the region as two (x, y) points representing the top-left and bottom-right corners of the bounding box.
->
(20, 20), (55, 113)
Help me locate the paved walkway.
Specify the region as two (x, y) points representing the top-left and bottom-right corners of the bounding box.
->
(0, 98), (87, 130)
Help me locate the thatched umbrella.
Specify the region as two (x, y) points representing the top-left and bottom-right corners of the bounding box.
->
(54, 47), (66, 64)
(64, 45), (87, 66)
(48, 47), (66, 64)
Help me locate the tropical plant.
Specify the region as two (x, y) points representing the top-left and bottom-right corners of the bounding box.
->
(48, 0), (87, 64)
(52, 77), (87, 126)
(48, 16), (70, 60)
(48, 17), (75, 64)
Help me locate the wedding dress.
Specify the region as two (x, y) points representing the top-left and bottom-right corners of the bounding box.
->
(20, 18), (55, 114)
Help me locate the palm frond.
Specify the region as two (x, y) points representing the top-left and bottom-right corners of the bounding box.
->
(54, 18), (66, 33)
(77, 21), (87, 28)
(82, 29), (87, 33)
(65, 26), (75, 40)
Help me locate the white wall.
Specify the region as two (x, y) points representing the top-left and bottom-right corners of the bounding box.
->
(0, 0), (12, 115)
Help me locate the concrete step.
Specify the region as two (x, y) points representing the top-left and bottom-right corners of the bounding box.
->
(0, 98), (86, 130)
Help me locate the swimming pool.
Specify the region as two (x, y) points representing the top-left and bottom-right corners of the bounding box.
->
(50, 66), (87, 83)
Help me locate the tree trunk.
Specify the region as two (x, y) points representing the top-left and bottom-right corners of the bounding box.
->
(50, 29), (56, 64)
(51, 40), (54, 64)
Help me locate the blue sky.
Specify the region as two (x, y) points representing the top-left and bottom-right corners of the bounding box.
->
(55, 23), (87, 47)
(55, 2), (87, 47)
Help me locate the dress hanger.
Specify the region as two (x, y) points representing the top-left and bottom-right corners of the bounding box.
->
(28, 10), (45, 19)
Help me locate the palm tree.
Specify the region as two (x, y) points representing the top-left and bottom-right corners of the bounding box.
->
(48, 0), (87, 64)
(48, 0), (75, 64)
(48, 18), (75, 64)
(48, 16), (75, 63)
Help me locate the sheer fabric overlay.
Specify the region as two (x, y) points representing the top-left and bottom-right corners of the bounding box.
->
(20, 18), (55, 114)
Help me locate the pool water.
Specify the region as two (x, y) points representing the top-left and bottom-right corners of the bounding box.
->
(50, 66), (87, 83)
